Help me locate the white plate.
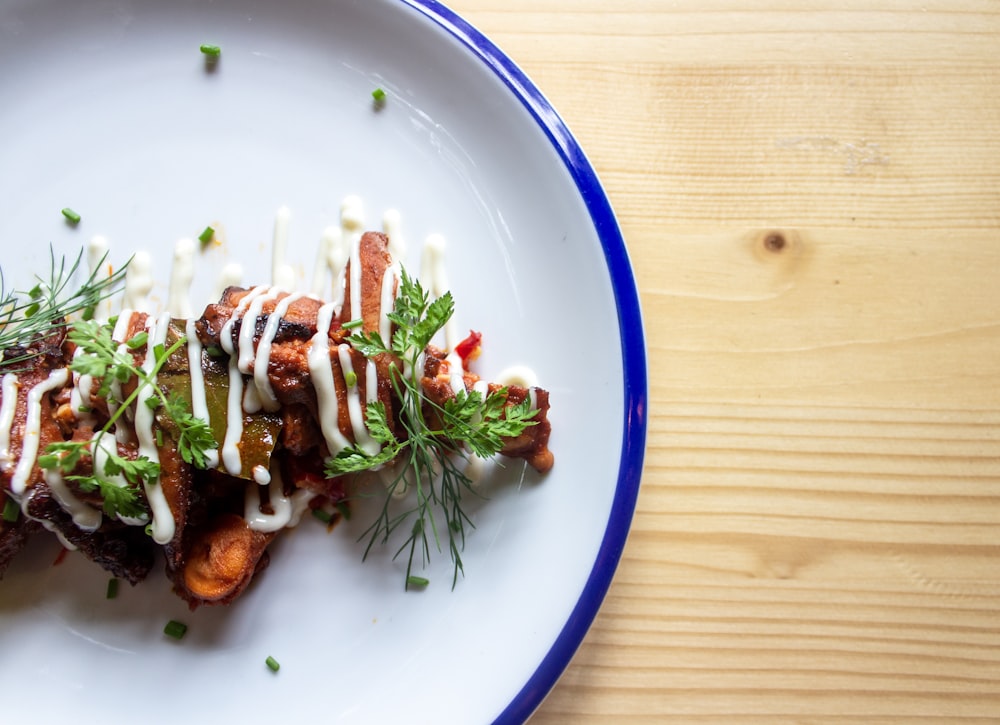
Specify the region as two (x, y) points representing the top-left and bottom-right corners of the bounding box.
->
(0, 1), (646, 722)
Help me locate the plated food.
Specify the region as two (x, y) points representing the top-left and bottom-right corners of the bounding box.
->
(0, 216), (553, 607)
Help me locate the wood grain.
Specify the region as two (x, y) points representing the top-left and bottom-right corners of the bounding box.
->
(445, 1), (1000, 721)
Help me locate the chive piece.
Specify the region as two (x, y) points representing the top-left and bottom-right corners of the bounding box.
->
(371, 87), (386, 102)
(311, 508), (333, 524)
(406, 575), (429, 588)
(198, 226), (215, 246)
(265, 656), (280, 672)
(334, 501), (351, 521)
(205, 345), (225, 358)
(164, 620), (188, 639)
(341, 318), (363, 330)
(200, 44), (221, 57)
(61, 208), (81, 224)
(2, 498), (19, 523)
(155, 427), (164, 448)
(343, 370), (357, 388)
(106, 578), (119, 600)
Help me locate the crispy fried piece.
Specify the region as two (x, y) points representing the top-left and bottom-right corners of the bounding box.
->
(420, 346), (554, 473)
(177, 512), (274, 608)
(339, 231), (395, 333)
(23, 486), (155, 584)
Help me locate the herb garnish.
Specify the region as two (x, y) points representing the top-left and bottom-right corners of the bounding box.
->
(38, 319), (217, 519)
(325, 268), (537, 589)
(0, 248), (127, 373)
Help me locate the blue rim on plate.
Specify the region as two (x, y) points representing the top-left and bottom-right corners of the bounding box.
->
(401, 2), (648, 722)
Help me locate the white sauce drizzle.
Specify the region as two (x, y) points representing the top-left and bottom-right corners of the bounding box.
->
(122, 251), (154, 312)
(379, 264), (399, 344)
(167, 237), (196, 319)
(272, 205), (296, 290)
(108, 311), (137, 443)
(337, 344), (379, 455)
(91, 431), (149, 526)
(422, 233), (459, 350)
(70, 347), (95, 421)
(342, 196), (366, 322)
(44, 467), (101, 532)
(10, 368), (69, 496)
(87, 235), (113, 322)
(254, 292), (302, 412)
(307, 302), (351, 456)
(184, 318), (219, 469)
(244, 464), (314, 532)
(0, 373), (21, 473)
(496, 365), (539, 390)
(134, 313), (174, 545)
(383, 208), (405, 260)
(219, 286), (268, 475)
(214, 263), (244, 302)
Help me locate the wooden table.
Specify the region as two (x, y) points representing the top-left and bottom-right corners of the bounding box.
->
(445, 2), (1000, 721)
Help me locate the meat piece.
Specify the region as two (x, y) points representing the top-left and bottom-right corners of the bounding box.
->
(339, 231), (395, 333)
(23, 485), (155, 584)
(175, 513), (274, 608)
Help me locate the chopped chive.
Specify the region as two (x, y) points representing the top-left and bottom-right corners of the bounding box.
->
(341, 318), (363, 330)
(265, 655), (280, 672)
(205, 345), (225, 358)
(28, 284), (42, 299)
(371, 87), (386, 102)
(311, 508), (333, 524)
(406, 575), (429, 589)
(144, 522), (154, 536)
(106, 578), (119, 600)
(126, 331), (148, 349)
(163, 619), (187, 639)
(200, 44), (221, 57)
(198, 226), (215, 246)
(2, 498), (19, 523)
(343, 370), (357, 388)
(155, 428), (163, 448)
(23, 302), (40, 319)
(61, 208), (81, 224)
(334, 501), (351, 521)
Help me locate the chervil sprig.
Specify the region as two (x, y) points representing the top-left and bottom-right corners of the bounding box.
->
(325, 268), (537, 589)
(38, 319), (217, 519)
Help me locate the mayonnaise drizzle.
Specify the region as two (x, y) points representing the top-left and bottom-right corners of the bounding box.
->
(10, 368), (69, 496)
(108, 311), (137, 443)
(307, 302), (351, 456)
(122, 251), (154, 312)
(342, 196), (366, 322)
(185, 318), (220, 469)
(219, 286), (268, 475)
(254, 292), (302, 412)
(272, 205), (296, 290)
(135, 313), (175, 545)
(44, 467), (101, 532)
(0, 373), (20, 473)
(87, 235), (113, 322)
(244, 464), (315, 532)
(214, 263), (244, 301)
(167, 237), (196, 319)
(337, 344), (380, 456)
